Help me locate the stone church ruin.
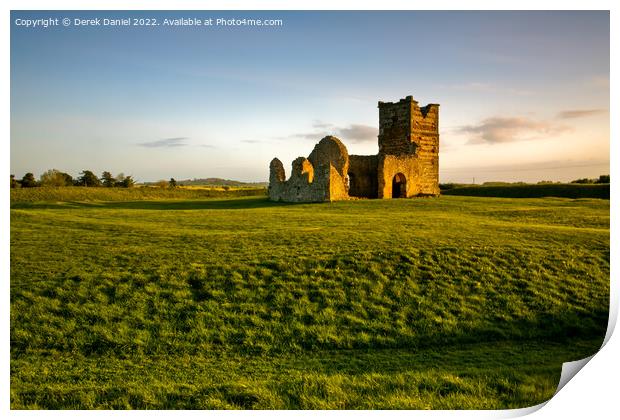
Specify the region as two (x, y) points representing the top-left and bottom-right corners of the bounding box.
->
(269, 95), (440, 202)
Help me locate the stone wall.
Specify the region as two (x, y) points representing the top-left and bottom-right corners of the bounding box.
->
(268, 136), (350, 202)
(328, 164), (349, 201)
(377, 154), (420, 198)
(378, 96), (417, 156)
(411, 103), (440, 195)
(348, 155), (378, 198)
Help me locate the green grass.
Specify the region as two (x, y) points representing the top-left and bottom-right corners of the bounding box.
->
(441, 183), (609, 199)
(10, 186), (267, 203)
(10, 193), (609, 409)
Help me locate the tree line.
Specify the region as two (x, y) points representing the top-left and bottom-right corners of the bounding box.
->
(10, 170), (135, 188)
(438, 174), (610, 191)
(570, 174), (610, 184)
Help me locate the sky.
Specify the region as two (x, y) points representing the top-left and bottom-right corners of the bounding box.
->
(10, 10), (609, 183)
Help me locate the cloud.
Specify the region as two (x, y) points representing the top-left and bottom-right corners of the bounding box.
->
(556, 109), (606, 119)
(240, 140), (264, 144)
(290, 132), (324, 140)
(457, 117), (570, 145)
(199, 144), (216, 148)
(312, 120), (335, 129)
(290, 122), (378, 144)
(138, 137), (188, 148)
(436, 82), (533, 96)
(336, 124), (379, 143)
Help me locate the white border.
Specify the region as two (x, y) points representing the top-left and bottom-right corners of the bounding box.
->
(2, 1), (617, 419)
(0, 0), (617, 11)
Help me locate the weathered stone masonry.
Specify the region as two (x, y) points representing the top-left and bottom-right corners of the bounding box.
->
(269, 95), (439, 202)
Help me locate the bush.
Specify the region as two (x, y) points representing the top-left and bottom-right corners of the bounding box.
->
(116, 176), (135, 188)
(571, 178), (594, 184)
(20, 173), (38, 188)
(101, 172), (116, 188)
(40, 169), (73, 187)
(154, 180), (168, 189)
(439, 183), (458, 191)
(571, 175), (609, 185)
(77, 170), (101, 187)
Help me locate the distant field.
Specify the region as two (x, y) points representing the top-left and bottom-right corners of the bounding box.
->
(10, 186), (268, 203)
(10, 194), (609, 409)
(441, 183), (609, 199)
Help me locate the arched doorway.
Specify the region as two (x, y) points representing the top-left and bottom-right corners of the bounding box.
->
(392, 173), (406, 198)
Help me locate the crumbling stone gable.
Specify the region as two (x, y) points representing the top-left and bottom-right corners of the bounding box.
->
(269, 136), (350, 202)
(308, 136), (349, 180)
(268, 95), (440, 202)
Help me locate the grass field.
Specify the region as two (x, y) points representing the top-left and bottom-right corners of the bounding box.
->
(10, 185), (267, 203)
(10, 191), (609, 409)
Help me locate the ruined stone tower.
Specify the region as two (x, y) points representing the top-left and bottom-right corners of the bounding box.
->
(374, 95), (440, 198)
(269, 95), (440, 202)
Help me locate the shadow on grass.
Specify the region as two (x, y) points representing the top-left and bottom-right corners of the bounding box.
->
(10, 196), (308, 211)
(11, 336), (603, 409)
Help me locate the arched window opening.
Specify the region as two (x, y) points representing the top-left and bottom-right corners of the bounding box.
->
(347, 173), (354, 193)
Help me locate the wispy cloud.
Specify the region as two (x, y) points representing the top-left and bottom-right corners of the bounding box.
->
(290, 122), (378, 144)
(336, 124), (379, 143)
(240, 139), (265, 144)
(290, 132), (323, 140)
(556, 109), (606, 119)
(457, 117), (570, 145)
(436, 82), (533, 96)
(312, 120), (334, 129)
(138, 137), (188, 148)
